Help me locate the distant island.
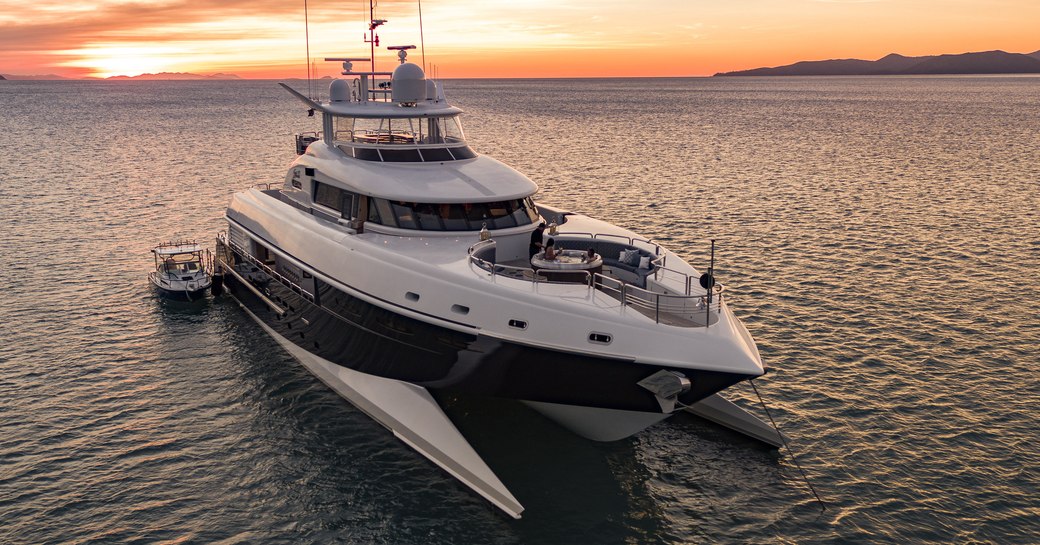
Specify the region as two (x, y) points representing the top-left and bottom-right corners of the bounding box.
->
(0, 72), (242, 80)
(104, 72), (242, 80)
(715, 50), (1040, 77)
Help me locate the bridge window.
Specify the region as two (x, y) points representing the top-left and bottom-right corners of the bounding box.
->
(366, 197), (539, 231)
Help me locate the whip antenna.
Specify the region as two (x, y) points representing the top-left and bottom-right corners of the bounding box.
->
(418, 0), (427, 72)
(304, 0), (312, 99)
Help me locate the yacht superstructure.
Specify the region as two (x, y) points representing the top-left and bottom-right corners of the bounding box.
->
(217, 12), (777, 518)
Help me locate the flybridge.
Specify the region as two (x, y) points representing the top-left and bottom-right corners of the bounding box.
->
(282, 20), (466, 158)
(279, 41), (454, 118)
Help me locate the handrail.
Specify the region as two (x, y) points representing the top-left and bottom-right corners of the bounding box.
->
(600, 272), (724, 326)
(551, 231), (662, 256)
(467, 254), (592, 286)
(217, 232), (315, 302)
(219, 256), (287, 317)
(466, 242), (722, 327)
(551, 232), (732, 296)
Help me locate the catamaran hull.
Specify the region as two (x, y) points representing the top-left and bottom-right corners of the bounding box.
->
(218, 242), (753, 420)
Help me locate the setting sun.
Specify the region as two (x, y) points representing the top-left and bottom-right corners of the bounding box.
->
(58, 45), (183, 78)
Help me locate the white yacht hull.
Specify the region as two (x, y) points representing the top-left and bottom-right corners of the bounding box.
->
(149, 271), (212, 300)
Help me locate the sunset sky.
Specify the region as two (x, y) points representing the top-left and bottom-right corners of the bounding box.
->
(1, 0), (1038, 78)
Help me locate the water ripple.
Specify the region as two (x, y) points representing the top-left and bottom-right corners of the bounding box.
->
(1, 77), (1038, 544)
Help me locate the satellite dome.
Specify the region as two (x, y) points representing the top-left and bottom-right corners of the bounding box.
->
(391, 62), (426, 104)
(329, 78), (351, 102)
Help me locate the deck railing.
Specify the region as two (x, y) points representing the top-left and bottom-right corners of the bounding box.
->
(468, 239), (723, 327)
(217, 232), (315, 303)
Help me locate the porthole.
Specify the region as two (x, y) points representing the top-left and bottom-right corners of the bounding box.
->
(406, 291), (420, 302)
(589, 332), (612, 345)
(508, 319), (528, 330)
(451, 304), (470, 315)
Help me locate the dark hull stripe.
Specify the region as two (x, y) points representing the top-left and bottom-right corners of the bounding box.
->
(219, 239), (753, 413)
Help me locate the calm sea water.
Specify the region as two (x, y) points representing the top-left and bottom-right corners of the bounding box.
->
(1, 77), (1038, 544)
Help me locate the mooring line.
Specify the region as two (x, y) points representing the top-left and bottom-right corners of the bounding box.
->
(750, 378), (826, 510)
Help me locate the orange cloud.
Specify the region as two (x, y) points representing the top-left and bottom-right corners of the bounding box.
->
(0, 0), (1037, 78)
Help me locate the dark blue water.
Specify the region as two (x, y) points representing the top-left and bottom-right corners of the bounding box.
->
(1, 77), (1038, 544)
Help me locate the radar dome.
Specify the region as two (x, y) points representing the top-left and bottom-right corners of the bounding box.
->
(391, 63), (426, 104)
(329, 79), (351, 102)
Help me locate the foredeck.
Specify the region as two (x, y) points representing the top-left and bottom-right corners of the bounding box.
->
(470, 237), (723, 328)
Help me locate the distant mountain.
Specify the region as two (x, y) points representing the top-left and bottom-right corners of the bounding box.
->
(715, 50), (1040, 76)
(105, 72), (242, 80)
(0, 73), (73, 80)
(0, 74), (5, 80)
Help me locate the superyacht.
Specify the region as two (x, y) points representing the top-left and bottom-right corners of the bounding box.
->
(216, 10), (779, 518)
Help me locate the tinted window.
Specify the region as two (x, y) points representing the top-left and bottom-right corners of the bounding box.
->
(440, 204), (469, 230)
(449, 146), (477, 160)
(365, 198), (537, 231)
(368, 198), (382, 224)
(375, 199), (396, 227)
(314, 182), (342, 212)
(419, 148), (454, 162)
(354, 147), (382, 161)
(380, 148), (423, 162)
(525, 197), (541, 222)
(464, 203), (489, 225)
(415, 204), (443, 230)
(391, 201), (417, 229)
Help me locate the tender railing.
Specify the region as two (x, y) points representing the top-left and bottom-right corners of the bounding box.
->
(467, 239), (723, 327)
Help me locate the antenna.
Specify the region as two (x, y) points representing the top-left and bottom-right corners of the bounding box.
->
(364, 0), (386, 73)
(418, 0), (427, 73)
(388, 45), (416, 65)
(304, 0), (312, 99)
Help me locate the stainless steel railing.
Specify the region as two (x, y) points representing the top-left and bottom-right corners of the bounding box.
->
(216, 232), (315, 303)
(467, 239), (723, 327)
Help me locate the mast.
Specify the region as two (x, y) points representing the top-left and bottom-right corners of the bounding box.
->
(365, 0), (386, 75)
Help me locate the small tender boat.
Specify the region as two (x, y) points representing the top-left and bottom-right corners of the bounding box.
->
(150, 241), (213, 300)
